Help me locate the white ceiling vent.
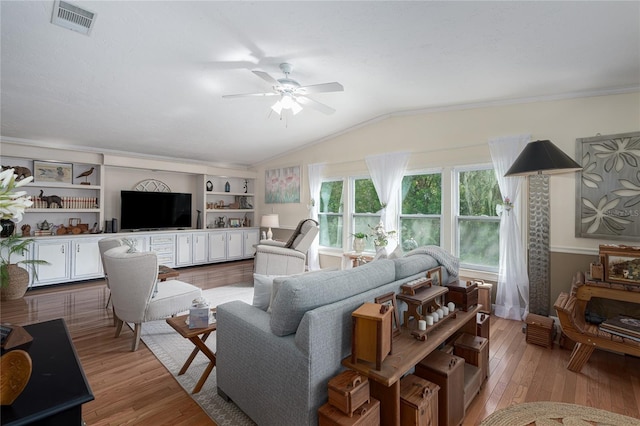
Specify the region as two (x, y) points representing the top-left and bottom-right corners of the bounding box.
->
(51, 1), (96, 36)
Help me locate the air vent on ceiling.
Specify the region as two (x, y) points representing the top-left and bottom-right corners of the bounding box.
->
(51, 0), (96, 35)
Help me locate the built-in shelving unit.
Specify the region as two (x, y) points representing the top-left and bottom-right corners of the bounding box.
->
(201, 175), (255, 229)
(2, 156), (104, 235)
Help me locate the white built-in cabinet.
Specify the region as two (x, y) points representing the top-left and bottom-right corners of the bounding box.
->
(226, 230), (244, 260)
(176, 232), (209, 266)
(33, 239), (71, 286)
(244, 229), (260, 258)
(71, 238), (103, 280)
(208, 232), (227, 262)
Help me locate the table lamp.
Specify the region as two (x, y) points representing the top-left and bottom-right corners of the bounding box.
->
(261, 214), (279, 240)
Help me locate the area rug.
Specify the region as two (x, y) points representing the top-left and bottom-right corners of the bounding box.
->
(480, 401), (640, 426)
(139, 282), (256, 425)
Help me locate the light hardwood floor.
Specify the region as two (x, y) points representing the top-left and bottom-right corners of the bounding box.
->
(2, 261), (639, 425)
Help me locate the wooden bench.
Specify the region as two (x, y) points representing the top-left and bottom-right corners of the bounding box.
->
(554, 272), (640, 372)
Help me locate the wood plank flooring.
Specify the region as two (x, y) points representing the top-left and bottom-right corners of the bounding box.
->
(2, 261), (639, 425)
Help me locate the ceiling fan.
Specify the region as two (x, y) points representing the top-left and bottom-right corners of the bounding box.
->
(222, 63), (344, 116)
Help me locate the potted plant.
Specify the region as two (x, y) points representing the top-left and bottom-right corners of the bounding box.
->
(1, 167), (48, 300)
(1, 234), (48, 300)
(351, 232), (367, 253)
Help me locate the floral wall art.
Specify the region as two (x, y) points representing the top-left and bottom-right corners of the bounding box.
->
(576, 131), (640, 241)
(265, 165), (301, 204)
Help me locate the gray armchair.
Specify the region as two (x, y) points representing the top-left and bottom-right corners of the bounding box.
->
(254, 218), (319, 275)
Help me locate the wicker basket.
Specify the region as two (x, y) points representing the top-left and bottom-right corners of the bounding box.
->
(1, 265), (30, 301)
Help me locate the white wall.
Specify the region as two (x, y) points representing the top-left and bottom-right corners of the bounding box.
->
(254, 92), (640, 253)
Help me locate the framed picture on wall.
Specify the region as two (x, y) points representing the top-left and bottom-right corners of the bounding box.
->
(33, 161), (73, 184)
(265, 165), (301, 204)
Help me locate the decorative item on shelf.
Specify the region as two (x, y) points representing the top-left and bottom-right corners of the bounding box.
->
(599, 244), (640, 284)
(1, 235), (49, 300)
(351, 232), (367, 253)
(237, 196), (252, 209)
(426, 266), (442, 287)
(75, 167), (94, 185)
(20, 224), (30, 237)
(229, 218), (241, 228)
(243, 213), (250, 227)
(261, 214), (279, 240)
(206, 180), (213, 192)
(38, 190), (63, 209)
(375, 292), (400, 337)
(224, 181), (230, 192)
(196, 210), (202, 229)
(228, 202), (240, 209)
(216, 216), (226, 228)
(243, 179), (248, 194)
(590, 262), (604, 280)
(1, 166), (31, 181)
(33, 161), (73, 184)
(0, 220), (15, 238)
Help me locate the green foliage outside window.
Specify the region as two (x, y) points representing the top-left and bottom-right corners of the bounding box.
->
(318, 181), (344, 248)
(354, 179), (381, 213)
(459, 169), (502, 216)
(400, 173), (442, 248)
(458, 168), (501, 269)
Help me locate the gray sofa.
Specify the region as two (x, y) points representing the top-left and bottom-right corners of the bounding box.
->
(216, 253), (452, 426)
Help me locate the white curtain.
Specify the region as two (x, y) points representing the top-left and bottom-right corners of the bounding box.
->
(307, 163), (325, 271)
(489, 135), (531, 320)
(365, 152), (410, 252)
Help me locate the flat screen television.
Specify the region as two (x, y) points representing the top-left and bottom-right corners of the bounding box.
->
(120, 190), (192, 231)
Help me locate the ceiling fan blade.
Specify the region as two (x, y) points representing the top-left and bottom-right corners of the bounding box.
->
(296, 95), (336, 115)
(222, 92), (279, 99)
(252, 70), (279, 86)
(296, 82), (344, 95)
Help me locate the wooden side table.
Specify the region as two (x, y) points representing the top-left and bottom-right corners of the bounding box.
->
(166, 309), (217, 394)
(343, 252), (374, 268)
(158, 265), (179, 281)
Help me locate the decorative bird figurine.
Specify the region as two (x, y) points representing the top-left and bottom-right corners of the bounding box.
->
(76, 167), (94, 185)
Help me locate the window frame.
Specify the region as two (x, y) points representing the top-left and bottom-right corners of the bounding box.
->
(454, 164), (501, 273)
(317, 177), (346, 250)
(399, 169), (443, 248)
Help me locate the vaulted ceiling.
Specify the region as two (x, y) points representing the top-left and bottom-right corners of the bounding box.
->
(1, 1), (638, 167)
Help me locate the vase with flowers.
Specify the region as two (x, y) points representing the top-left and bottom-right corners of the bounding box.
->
(368, 221), (396, 254)
(0, 168), (49, 300)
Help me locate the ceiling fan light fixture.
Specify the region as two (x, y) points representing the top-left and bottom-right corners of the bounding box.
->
(280, 94), (294, 109)
(271, 100), (283, 115)
(291, 100), (303, 115)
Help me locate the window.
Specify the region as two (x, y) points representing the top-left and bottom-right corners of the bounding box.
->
(456, 167), (501, 271)
(318, 180), (344, 248)
(400, 172), (442, 250)
(353, 178), (381, 251)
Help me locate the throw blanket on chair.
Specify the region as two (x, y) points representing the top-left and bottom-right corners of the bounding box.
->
(405, 245), (459, 278)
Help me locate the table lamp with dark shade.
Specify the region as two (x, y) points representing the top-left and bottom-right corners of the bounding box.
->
(504, 139), (582, 316)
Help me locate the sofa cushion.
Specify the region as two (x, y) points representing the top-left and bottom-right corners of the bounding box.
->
(393, 255), (440, 280)
(270, 259), (396, 336)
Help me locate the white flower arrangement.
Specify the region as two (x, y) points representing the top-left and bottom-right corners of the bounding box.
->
(0, 168), (33, 231)
(368, 221), (396, 247)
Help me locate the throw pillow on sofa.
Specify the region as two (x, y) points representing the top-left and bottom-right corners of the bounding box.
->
(252, 273), (286, 311)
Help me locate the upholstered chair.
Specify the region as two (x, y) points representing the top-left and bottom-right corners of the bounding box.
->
(98, 237), (125, 311)
(102, 246), (201, 351)
(254, 218), (319, 275)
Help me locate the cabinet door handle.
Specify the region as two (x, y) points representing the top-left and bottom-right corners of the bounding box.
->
(77, 245), (80, 253)
(61, 245), (65, 254)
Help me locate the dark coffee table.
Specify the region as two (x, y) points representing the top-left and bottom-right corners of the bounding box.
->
(1, 319), (94, 425)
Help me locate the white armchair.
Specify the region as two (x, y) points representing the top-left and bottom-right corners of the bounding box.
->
(254, 218), (319, 275)
(98, 237), (125, 311)
(103, 245), (201, 351)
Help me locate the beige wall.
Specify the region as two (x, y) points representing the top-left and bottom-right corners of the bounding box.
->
(255, 92), (640, 310)
(255, 92), (639, 246)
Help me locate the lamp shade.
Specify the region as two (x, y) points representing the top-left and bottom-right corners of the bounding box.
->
(261, 214), (279, 229)
(504, 140), (582, 177)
